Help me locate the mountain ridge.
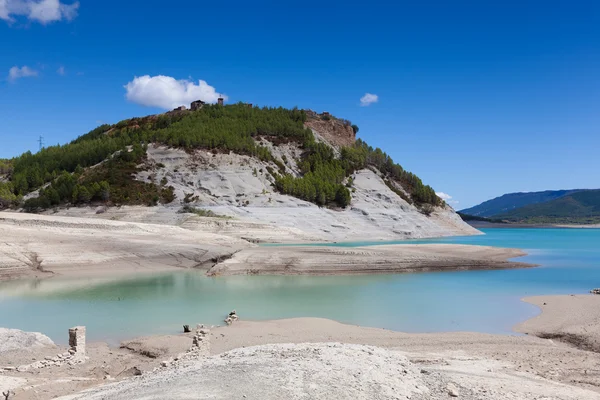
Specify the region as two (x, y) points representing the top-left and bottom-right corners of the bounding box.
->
(461, 189), (600, 225)
(460, 189), (585, 217)
(494, 189), (600, 224)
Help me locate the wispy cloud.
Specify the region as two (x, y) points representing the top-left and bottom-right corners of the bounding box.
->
(360, 93), (379, 107)
(57, 65), (65, 75)
(0, 0), (79, 25)
(124, 75), (227, 110)
(8, 65), (38, 81)
(436, 192), (459, 205)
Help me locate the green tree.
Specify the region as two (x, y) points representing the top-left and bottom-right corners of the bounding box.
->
(76, 186), (92, 203)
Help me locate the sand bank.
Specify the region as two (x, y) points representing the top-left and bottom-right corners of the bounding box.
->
(0, 212), (532, 281)
(208, 244), (533, 276)
(4, 295), (600, 399)
(515, 294), (600, 352)
(0, 212), (252, 281)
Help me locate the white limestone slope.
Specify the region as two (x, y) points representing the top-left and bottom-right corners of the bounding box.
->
(132, 144), (479, 242)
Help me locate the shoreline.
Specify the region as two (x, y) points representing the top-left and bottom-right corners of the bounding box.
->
(207, 244), (534, 276)
(3, 294), (600, 399)
(0, 212), (534, 282)
(514, 294), (600, 352)
(468, 221), (600, 229)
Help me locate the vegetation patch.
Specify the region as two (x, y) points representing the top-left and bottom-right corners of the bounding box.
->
(179, 205), (232, 219)
(457, 213), (507, 224)
(22, 144), (174, 211)
(384, 179), (412, 204)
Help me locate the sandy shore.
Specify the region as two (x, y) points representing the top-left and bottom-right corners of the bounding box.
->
(209, 244), (533, 276)
(515, 294), (600, 352)
(2, 295), (600, 399)
(0, 212), (532, 281)
(0, 212), (252, 281)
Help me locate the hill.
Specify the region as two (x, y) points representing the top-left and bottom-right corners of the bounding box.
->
(0, 103), (477, 241)
(460, 189), (582, 218)
(456, 212), (506, 224)
(494, 190), (600, 224)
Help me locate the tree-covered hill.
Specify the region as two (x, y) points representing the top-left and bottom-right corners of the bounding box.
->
(493, 190), (600, 224)
(0, 104), (440, 212)
(460, 189), (581, 217)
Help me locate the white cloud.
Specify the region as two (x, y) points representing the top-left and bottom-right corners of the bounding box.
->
(436, 192), (459, 205)
(8, 65), (38, 81)
(57, 65), (65, 75)
(0, 0), (79, 24)
(360, 93), (379, 107)
(0, 1), (10, 21)
(124, 75), (227, 110)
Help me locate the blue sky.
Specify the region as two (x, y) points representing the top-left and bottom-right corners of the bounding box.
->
(1, 1), (599, 208)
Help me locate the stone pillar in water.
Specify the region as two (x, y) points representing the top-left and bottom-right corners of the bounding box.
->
(69, 326), (86, 359)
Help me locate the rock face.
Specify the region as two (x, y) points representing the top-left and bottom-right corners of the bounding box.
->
(304, 116), (356, 147)
(133, 145), (479, 243)
(0, 328), (55, 354)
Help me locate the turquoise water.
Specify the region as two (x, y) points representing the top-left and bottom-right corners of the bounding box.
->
(0, 228), (599, 345)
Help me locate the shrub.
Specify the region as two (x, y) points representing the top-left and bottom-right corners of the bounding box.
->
(179, 205), (231, 219)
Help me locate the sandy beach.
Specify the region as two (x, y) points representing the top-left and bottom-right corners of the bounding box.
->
(1, 295), (600, 399)
(515, 294), (600, 352)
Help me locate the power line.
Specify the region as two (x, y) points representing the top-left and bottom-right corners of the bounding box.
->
(38, 135), (45, 151)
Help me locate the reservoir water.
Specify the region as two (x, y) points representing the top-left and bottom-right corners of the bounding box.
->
(1, 228), (599, 344)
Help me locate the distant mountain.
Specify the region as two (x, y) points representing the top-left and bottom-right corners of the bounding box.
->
(494, 189), (600, 224)
(460, 190), (582, 218)
(456, 212), (507, 224)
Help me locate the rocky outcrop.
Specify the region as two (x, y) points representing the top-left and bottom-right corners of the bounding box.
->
(304, 115), (356, 148)
(57, 343), (428, 400)
(224, 310), (239, 325)
(0, 328), (55, 354)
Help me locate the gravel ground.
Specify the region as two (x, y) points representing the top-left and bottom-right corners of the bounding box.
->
(57, 341), (600, 400)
